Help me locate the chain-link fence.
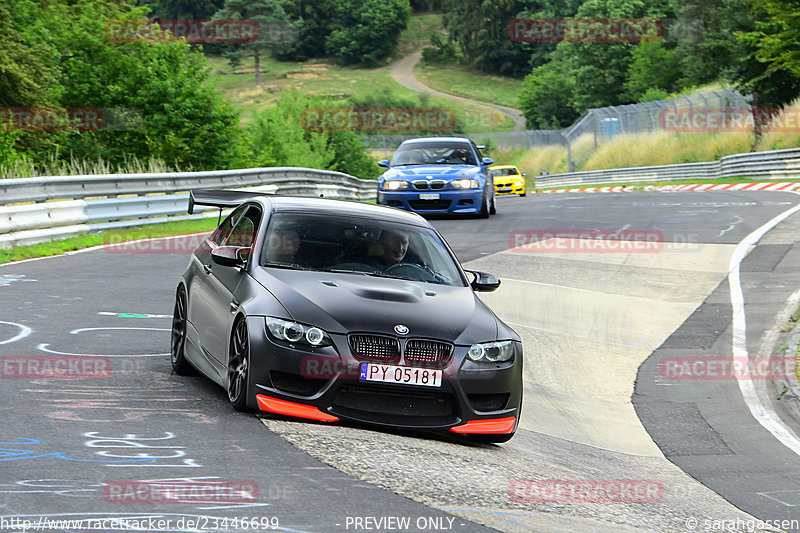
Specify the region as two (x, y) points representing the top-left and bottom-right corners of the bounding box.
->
(361, 89), (752, 170)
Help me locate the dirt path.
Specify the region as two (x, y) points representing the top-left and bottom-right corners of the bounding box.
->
(390, 51), (526, 132)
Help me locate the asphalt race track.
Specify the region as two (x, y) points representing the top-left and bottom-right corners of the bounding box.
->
(2, 190), (800, 532)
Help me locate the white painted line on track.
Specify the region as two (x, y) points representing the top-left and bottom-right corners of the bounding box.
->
(729, 191), (800, 457)
(0, 321), (32, 345)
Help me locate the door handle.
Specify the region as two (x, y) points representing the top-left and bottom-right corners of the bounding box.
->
(203, 264), (212, 274)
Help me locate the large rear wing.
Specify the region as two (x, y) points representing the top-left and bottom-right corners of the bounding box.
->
(188, 189), (273, 214)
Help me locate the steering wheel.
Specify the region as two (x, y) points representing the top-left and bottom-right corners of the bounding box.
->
(385, 262), (437, 281)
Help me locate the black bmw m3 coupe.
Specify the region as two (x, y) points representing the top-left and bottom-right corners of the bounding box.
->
(171, 190), (523, 442)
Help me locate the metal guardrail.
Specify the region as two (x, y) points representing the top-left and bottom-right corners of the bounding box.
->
(3, 147), (800, 249)
(536, 148), (800, 189)
(0, 167), (376, 249)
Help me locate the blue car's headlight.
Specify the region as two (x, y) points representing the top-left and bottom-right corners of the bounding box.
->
(467, 340), (514, 362)
(266, 317), (332, 347)
(450, 179), (479, 189)
(382, 180), (410, 191)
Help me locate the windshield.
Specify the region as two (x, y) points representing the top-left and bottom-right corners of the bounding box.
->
(261, 213), (465, 287)
(390, 141), (477, 166)
(490, 168), (518, 177)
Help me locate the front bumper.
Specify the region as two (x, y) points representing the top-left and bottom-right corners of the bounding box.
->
(494, 181), (526, 195)
(245, 317), (522, 432)
(378, 189), (484, 215)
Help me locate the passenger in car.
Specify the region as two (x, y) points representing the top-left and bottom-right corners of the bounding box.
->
(265, 228), (300, 264)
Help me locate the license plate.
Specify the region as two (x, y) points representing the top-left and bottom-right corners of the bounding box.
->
(419, 193), (440, 200)
(359, 363), (442, 388)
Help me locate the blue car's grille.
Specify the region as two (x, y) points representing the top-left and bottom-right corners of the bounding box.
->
(409, 199), (451, 210)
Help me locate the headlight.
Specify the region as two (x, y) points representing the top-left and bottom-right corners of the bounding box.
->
(266, 317), (332, 347)
(467, 340), (514, 362)
(382, 180), (409, 191)
(514, 181), (524, 187)
(450, 179), (479, 189)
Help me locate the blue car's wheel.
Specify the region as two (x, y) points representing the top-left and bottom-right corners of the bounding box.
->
(478, 190), (490, 218)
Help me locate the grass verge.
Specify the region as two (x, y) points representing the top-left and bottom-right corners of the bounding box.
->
(208, 55), (512, 132)
(0, 218), (218, 265)
(414, 63), (524, 110)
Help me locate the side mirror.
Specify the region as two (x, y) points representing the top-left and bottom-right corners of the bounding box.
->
(378, 160), (390, 168)
(522, 172), (527, 176)
(465, 270), (501, 292)
(211, 246), (249, 268)
(482, 157), (494, 166)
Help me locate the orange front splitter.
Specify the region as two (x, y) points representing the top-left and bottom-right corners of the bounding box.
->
(449, 416), (516, 434)
(256, 394), (339, 423)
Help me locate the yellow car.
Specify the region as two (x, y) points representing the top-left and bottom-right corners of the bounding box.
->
(489, 165), (528, 197)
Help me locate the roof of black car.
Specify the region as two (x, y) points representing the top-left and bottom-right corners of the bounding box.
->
(254, 196), (430, 226)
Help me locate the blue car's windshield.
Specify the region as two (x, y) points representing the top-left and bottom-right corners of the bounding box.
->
(261, 213), (466, 287)
(390, 141), (477, 166)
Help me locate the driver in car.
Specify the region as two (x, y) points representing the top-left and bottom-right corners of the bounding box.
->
(362, 229), (409, 270)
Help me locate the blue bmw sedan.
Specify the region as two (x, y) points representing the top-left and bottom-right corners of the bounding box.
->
(377, 137), (496, 217)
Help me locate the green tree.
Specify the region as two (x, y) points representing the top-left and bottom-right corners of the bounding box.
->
(136, 0), (225, 19)
(247, 90), (379, 178)
(212, 0), (297, 85)
(728, 0), (800, 120)
(278, 0), (337, 61)
(441, 0), (582, 76)
(672, 0), (750, 87)
(747, 0), (800, 78)
(324, 0), (411, 65)
(3, 0), (243, 172)
(0, 5), (57, 167)
(558, 0), (673, 112)
(518, 57), (578, 128)
(0, 6), (54, 108)
(624, 39), (681, 101)
(281, 0), (410, 65)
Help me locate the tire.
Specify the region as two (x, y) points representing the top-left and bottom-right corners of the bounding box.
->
(520, 192), (526, 197)
(170, 286), (193, 375)
(489, 194), (496, 215)
(477, 190), (490, 219)
(227, 318), (251, 412)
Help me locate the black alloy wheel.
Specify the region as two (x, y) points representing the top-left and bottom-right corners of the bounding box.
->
(227, 318), (251, 411)
(170, 286), (192, 375)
